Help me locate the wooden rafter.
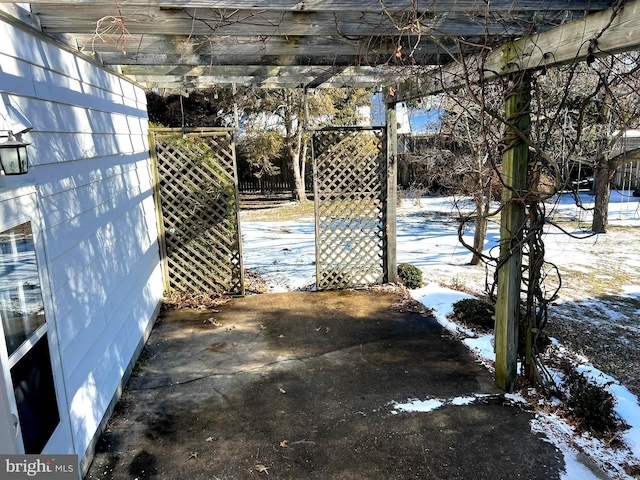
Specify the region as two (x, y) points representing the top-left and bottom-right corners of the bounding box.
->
(16, 1), (617, 12)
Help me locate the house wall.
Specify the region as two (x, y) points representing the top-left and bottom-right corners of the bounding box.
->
(0, 12), (163, 472)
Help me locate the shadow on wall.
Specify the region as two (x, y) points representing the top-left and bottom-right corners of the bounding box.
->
(0, 20), (163, 463)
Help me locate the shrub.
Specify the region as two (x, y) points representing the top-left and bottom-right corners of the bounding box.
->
(565, 369), (617, 434)
(397, 263), (423, 289)
(451, 298), (495, 330)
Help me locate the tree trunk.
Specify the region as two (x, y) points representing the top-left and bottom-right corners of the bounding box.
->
(284, 106), (308, 203)
(289, 128), (308, 202)
(471, 196), (491, 265)
(591, 162), (613, 233)
(470, 153), (491, 266)
(289, 146), (307, 202)
(300, 138), (309, 196)
(590, 149), (640, 233)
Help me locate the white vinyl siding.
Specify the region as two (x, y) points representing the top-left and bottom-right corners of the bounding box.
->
(0, 15), (163, 465)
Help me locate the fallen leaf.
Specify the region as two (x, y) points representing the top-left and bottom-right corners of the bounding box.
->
(205, 436), (214, 442)
(278, 335), (285, 339)
(188, 452), (198, 460)
(315, 326), (322, 332)
(254, 464), (270, 474)
(279, 387), (287, 394)
(279, 440), (289, 448)
(260, 323), (267, 330)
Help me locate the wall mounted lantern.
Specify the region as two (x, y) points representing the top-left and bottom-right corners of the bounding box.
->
(0, 132), (29, 175)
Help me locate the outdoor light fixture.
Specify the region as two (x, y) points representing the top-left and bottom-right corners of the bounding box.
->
(0, 131), (29, 175)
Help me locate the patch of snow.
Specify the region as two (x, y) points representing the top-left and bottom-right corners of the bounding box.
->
(576, 364), (640, 460)
(531, 414), (609, 480)
(391, 398), (445, 413)
(450, 395), (480, 406)
(463, 335), (495, 364)
(390, 393), (499, 413)
(621, 286), (640, 298)
(409, 284), (473, 320)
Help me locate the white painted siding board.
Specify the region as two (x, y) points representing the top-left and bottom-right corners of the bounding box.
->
(44, 184), (153, 261)
(48, 234), (99, 295)
(75, 57), (118, 91)
(40, 166), (147, 229)
(0, 24), (48, 67)
(30, 133), (140, 165)
(111, 256), (162, 340)
(68, 325), (131, 452)
(59, 215), (162, 356)
(0, 190), (38, 229)
(27, 82), (146, 117)
(59, 308), (108, 370)
(70, 317), (133, 408)
(51, 256), (109, 326)
(8, 98), (145, 137)
(103, 210), (159, 311)
(32, 64), (84, 95)
(47, 189), (156, 322)
(1, 21), (115, 91)
(36, 153), (147, 197)
(0, 58), (37, 97)
(3, 67), (144, 119)
(141, 193), (160, 241)
(109, 256), (163, 352)
(126, 115), (147, 136)
(65, 308), (129, 403)
(119, 79), (137, 101)
(129, 133), (148, 152)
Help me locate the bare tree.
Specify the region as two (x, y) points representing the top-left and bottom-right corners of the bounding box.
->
(243, 88), (371, 202)
(433, 82), (503, 265)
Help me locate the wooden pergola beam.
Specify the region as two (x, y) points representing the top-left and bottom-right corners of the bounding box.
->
(82, 35), (454, 65)
(34, 7), (552, 36)
(17, 0), (615, 13)
(99, 53), (441, 68)
(394, 0), (640, 102)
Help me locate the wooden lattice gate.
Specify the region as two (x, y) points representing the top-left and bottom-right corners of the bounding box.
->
(151, 128), (244, 296)
(313, 127), (392, 290)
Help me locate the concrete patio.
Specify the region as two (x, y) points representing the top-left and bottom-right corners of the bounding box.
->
(85, 290), (579, 479)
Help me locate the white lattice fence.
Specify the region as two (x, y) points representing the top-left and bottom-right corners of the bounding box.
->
(313, 128), (388, 290)
(152, 129), (244, 296)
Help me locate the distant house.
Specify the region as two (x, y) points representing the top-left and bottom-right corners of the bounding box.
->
(0, 10), (163, 476)
(611, 130), (640, 192)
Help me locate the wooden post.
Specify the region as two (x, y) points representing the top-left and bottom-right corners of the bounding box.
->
(385, 93), (398, 283)
(495, 72), (531, 391)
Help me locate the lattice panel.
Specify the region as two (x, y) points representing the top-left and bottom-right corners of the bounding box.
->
(152, 130), (244, 296)
(313, 128), (387, 290)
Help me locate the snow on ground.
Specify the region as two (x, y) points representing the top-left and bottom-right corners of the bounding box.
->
(411, 283), (640, 480)
(241, 191), (640, 479)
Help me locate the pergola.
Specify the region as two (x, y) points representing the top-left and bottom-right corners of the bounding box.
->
(0, 1), (625, 90)
(3, 0), (639, 390)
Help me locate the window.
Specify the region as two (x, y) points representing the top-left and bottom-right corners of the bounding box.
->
(0, 222), (59, 453)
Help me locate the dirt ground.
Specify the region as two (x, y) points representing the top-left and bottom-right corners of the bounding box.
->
(82, 290), (596, 480)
